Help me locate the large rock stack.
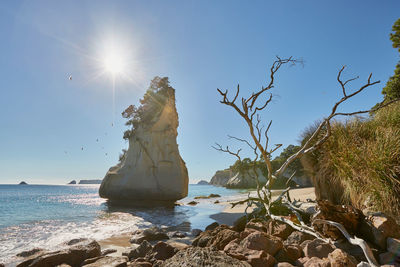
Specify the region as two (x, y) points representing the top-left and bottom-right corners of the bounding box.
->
(99, 84), (188, 203)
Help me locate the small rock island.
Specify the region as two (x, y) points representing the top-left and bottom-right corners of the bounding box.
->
(18, 181), (28, 185)
(99, 77), (188, 202)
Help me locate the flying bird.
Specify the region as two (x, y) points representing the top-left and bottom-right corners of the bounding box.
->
(69, 76), (72, 80)
(81, 147), (84, 151)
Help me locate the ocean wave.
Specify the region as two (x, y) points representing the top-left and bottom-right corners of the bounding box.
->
(0, 212), (151, 265)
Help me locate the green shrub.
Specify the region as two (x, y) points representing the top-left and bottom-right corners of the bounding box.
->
(302, 103), (400, 217)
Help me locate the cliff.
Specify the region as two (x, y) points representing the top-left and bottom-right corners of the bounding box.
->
(209, 169), (232, 186)
(99, 79), (188, 202)
(225, 169), (267, 189)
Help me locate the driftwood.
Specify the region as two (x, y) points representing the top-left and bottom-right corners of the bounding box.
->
(314, 219), (380, 267)
(214, 57), (399, 267)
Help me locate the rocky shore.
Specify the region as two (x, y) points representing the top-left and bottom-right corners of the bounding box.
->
(5, 188), (400, 267)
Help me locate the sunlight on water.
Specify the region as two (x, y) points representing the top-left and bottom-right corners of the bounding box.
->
(0, 184), (245, 264)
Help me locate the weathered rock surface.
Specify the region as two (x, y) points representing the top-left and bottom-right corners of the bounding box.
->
(303, 239), (335, 258)
(161, 247), (251, 266)
(130, 227), (169, 244)
(284, 231), (315, 246)
(327, 248), (357, 267)
(360, 212), (400, 250)
(225, 169), (267, 189)
(17, 239), (101, 267)
(209, 169), (232, 186)
(144, 241), (178, 263)
(99, 86), (188, 202)
(192, 225), (239, 250)
(81, 256), (128, 267)
(128, 240), (152, 260)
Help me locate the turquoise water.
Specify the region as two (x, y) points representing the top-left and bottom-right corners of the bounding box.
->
(0, 184), (245, 263)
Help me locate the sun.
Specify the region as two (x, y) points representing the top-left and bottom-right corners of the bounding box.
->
(103, 48), (125, 76)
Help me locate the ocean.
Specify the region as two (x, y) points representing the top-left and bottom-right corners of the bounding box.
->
(0, 184), (246, 264)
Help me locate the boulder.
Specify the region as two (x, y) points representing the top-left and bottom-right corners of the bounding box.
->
(303, 239), (335, 258)
(387, 237), (400, 256)
(128, 240), (152, 260)
(194, 194), (221, 199)
(192, 225), (239, 250)
(130, 227), (169, 244)
(205, 222), (219, 231)
(191, 229), (202, 237)
(246, 250), (275, 267)
(144, 241), (178, 262)
(161, 247), (251, 266)
(81, 256), (128, 267)
(284, 231), (315, 246)
(245, 218), (269, 233)
(168, 231), (186, 238)
(327, 248), (357, 267)
(17, 239), (101, 267)
(379, 251), (400, 266)
(360, 212), (400, 249)
(102, 248), (117, 256)
(240, 231), (283, 256)
(266, 220), (294, 239)
(303, 257), (331, 267)
(187, 201), (198, 205)
(275, 245), (302, 264)
(99, 84), (188, 202)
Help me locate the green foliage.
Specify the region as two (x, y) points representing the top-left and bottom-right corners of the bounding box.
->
(270, 144), (304, 176)
(381, 18), (400, 102)
(122, 76), (174, 140)
(303, 103), (400, 217)
(228, 144), (305, 187)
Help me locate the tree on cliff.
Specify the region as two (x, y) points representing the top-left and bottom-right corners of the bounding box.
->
(119, 77), (174, 161)
(381, 18), (400, 102)
(122, 76), (174, 140)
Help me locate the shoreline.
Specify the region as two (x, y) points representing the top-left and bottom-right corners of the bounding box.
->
(210, 186), (316, 226)
(97, 187), (316, 254)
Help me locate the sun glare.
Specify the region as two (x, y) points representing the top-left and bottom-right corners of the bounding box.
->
(103, 48), (125, 76)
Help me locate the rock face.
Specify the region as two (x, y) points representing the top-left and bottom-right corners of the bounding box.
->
(209, 169), (232, 186)
(99, 84), (188, 202)
(225, 169), (267, 189)
(161, 247), (251, 267)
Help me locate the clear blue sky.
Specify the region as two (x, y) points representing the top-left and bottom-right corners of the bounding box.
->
(0, 0), (399, 184)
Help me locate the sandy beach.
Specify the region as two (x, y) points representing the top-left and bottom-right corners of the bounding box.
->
(210, 187), (316, 226)
(98, 187), (316, 255)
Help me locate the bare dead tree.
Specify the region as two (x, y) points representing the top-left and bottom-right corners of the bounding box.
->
(214, 57), (400, 267)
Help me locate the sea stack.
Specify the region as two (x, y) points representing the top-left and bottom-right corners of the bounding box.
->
(99, 77), (188, 203)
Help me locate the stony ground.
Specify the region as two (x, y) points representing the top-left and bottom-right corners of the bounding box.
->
(7, 201), (400, 267)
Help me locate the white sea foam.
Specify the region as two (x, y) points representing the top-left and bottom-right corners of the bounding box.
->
(0, 212), (151, 265)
